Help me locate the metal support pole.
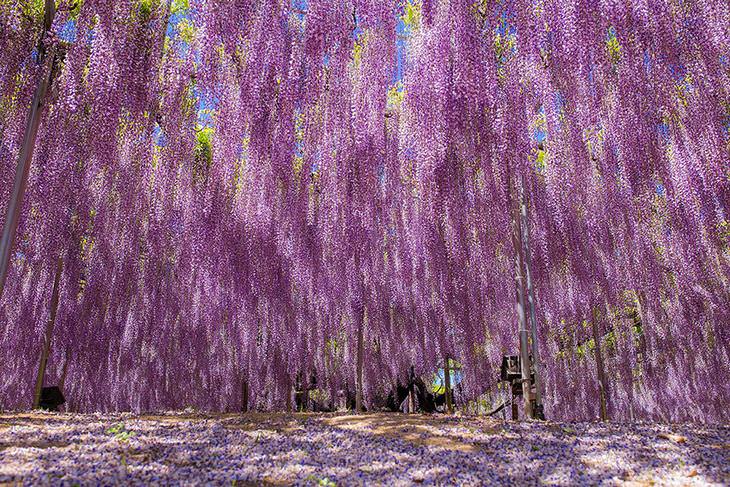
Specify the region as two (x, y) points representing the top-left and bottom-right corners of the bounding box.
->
(407, 365), (415, 413)
(520, 180), (544, 419)
(511, 180), (533, 419)
(33, 256), (63, 408)
(241, 379), (249, 413)
(444, 355), (453, 414)
(355, 306), (364, 413)
(592, 307), (609, 421)
(0, 0), (56, 301)
(59, 352), (69, 391)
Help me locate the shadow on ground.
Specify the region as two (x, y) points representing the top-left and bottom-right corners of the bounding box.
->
(0, 412), (728, 486)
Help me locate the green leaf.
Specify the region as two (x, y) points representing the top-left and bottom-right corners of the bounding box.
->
(171, 0), (189, 14)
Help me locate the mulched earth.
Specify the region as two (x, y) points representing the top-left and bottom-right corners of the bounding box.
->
(0, 411), (727, 486)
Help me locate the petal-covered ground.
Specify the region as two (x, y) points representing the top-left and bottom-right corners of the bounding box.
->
(0, 412), (727, 486)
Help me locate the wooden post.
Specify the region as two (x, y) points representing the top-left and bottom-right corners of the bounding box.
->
(591, 307), (609, 421)
(444, 356), (453, 414)
(511, 180), (533, 419)
(355, 308), (364, 413)
(520, 181), (544, 418)
(33, 256), (63, 409)
(0, 0), (56, 301)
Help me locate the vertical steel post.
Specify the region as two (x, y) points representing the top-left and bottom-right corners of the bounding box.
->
(592, 307), (609, 421)
(407, 366), (415, 413)
(32, 256), (63, 408)
(520, 180), (544, 418)
(241, 379), (249, 413)
(511, 180), (533, 419)
(355, 306), (365, 413)
(444, 356), (453, 414)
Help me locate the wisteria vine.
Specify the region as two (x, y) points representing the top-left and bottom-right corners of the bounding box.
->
(0, 0), (728, 422)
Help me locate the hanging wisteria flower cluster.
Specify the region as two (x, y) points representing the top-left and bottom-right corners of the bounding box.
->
(0, 0), (728, 422)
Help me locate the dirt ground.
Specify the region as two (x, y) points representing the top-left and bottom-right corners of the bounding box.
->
(0, 411), (728, 485)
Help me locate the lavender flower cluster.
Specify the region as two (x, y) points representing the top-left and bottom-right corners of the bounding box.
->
(0, 0), (727, 421)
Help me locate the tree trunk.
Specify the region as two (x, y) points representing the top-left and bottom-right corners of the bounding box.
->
(33, 256), (63, 409)
(0, 0), (57, 301)
(592, 307), (609, 421)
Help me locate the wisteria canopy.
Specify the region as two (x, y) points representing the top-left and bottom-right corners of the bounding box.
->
(0, 0), (728, 422)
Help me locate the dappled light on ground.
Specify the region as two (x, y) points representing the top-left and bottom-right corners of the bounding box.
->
(0, 412), (727, 485)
